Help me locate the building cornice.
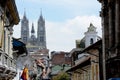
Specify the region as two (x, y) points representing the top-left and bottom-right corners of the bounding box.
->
(6, 0), (20, 25)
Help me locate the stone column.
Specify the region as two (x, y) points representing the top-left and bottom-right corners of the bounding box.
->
(115, 0), (120, 55)
(108, 1), (115, 50)
(101, 1), (109, 80)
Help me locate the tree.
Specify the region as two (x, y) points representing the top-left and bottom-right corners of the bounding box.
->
(52, 72), (69, 80)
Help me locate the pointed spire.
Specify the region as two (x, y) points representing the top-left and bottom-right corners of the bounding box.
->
(40, 8), (42, 17)
(31, 23), (35, 33)
(24, 8), (26, 16)
(23, 8), (27, 20)
(39, 8), (44, 21)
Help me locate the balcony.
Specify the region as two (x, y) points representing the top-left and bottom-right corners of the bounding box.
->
(0, 49), (17, 78)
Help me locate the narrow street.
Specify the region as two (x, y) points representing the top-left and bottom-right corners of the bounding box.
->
(0, 0), (120, 80)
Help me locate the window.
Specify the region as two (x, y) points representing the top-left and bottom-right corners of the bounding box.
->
(23, 37), (27, 43)
(40, 27), (44, 31)
(0, 53), (1, 61)
(40, 31), (44, 35)
(90, 38), (93, 45)
(40, 36), (44, 42)
(10, 60), (12, 67)
(5, 56), (7, 65)
(8, 35), (10, 54)
(23, 31), (27, 35)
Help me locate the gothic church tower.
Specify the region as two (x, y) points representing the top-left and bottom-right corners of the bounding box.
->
(37, 12), (46, 49)
(21, 11), (47, 53)
(21, 12), (29, 44)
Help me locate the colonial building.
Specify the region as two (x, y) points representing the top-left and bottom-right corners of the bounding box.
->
(67, 23), (101, 80)
(67, 40), (102, 80)
(98, 0), (120, 79)
(21, 12), (46, 53)
(0, 0), (20, 79)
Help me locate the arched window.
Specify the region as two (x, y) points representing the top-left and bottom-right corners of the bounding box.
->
(90, 38), (94, 45)
(40, 36), (44, 42)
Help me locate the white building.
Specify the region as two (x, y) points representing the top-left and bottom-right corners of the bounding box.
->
(76, 23), (101, 49)
(84, 23), (101, 47)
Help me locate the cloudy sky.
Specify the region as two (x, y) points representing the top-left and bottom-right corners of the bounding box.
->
(13, 0), (102, 52)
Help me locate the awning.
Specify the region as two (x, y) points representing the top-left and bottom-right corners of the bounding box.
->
(12, 38), (27, 55)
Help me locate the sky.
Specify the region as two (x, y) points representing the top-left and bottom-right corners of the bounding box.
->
(13, 0), (102, 52)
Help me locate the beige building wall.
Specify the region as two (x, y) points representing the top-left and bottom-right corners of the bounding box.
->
(72, 65), (91, 80)
(89, 50), (99, 80)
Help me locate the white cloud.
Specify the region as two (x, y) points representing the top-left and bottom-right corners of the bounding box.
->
(46, 15), (101, 52)
(13, 24), (21, 38)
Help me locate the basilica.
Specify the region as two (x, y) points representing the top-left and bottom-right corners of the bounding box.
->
(21, 12), (47, 53)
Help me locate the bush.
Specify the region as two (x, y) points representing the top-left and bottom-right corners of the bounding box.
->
(52, 72), (69, 80)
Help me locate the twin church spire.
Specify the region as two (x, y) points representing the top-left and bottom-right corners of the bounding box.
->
(23, 10), (44, 35)
(21, 10), (46, 51)
(31, 23), (35, 34)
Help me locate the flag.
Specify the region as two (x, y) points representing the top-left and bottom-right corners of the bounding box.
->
(21, 66), (28, 80)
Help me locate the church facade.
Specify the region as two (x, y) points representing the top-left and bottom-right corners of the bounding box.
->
(21, 12), (46, 53)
